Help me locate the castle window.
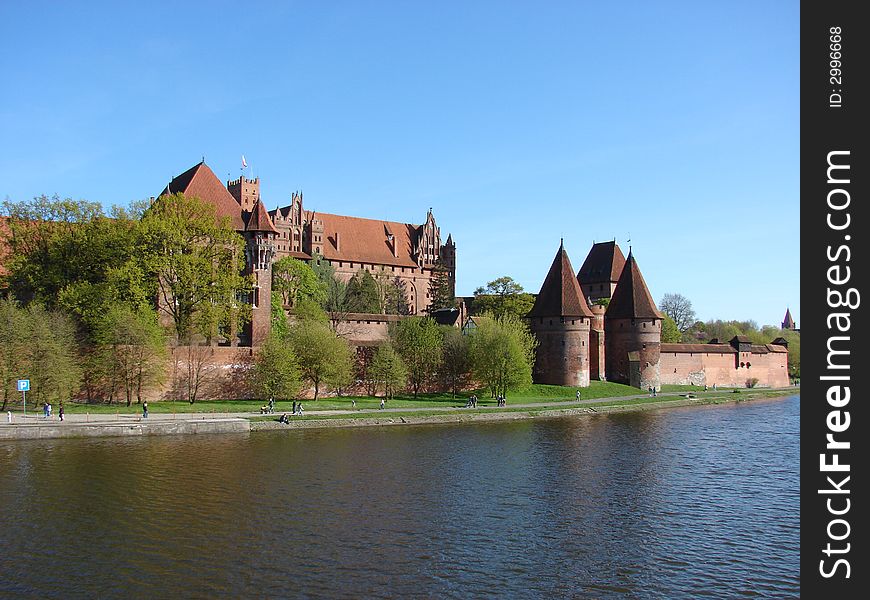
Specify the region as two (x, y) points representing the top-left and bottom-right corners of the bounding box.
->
(549, 320), (553, 326)
(746, 362), (751, 367)
(740, 362), (745, 367)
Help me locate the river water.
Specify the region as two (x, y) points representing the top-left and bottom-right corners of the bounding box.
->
(0, 396), (799, 598)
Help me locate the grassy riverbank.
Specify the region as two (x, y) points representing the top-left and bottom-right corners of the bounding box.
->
(49, 381), (643, 415)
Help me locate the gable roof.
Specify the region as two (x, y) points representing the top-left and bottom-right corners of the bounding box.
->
(244, 199), (279, 234)
(605, 251), (663, 319)
(577, 241), (626, 284)
(160, 162), (245, 230)
(528, 242), (593, 318)
(316, 212), (421, 268)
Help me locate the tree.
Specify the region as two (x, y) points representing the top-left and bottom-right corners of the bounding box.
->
(440, 327), (471, 398)
(345, 269), (381, 313)
(659, 293), (696, 332)
(311, 257), (353, 332)
(468, 314), (536, 398)
(289, 320), (353, 400)
(473, 276), (535, 320)
(427, 258), (454, 313)
(252, 332), (302, 401)
(368, 343), (407, 399)
(0, 299), (29, 411)
(139, 192), (250, 344)
(21, 304), (82, 407)
(661, 315), (682, 343)
(374, 271), (410, 315)
(272, 256), (326, 308)
(93, 306), (167, 405)
(271, 292), (290, 339)
(393, 317), (444, 398)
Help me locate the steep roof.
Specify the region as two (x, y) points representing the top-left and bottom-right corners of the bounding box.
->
(528, 242), (593, 318)
(244, 199), (279, 234)
(316, 212), (421, 268)
(160, 162), (245, 230)
(605, 251), (663, 320)
(782, 308), (795, 328)
(577, 241), (626, 284)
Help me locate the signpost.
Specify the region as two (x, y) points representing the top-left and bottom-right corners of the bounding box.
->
(17, 379), (29, 420)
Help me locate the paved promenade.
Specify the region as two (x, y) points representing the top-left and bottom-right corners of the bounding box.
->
(1, 387), (799, 435)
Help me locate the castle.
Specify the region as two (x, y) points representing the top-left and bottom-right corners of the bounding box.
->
(528, 242), (790, 389)
(160, 161), (456, 345)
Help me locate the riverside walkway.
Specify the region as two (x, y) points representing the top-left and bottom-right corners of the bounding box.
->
(1, 386), (799, 432)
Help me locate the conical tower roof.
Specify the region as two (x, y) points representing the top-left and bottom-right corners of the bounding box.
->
(528, 241), (593, 318)
(605, 250), (663, 319)
(244, 198), (279, 234)
(782, 308), (795, 329)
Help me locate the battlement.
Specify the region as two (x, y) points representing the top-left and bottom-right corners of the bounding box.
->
(227, 175), (260, 187)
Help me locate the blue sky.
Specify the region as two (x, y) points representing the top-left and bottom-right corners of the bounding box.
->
(0, 1), (799, 328)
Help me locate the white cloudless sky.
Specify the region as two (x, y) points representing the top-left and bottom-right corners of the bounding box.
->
(0, 1), (799, 327)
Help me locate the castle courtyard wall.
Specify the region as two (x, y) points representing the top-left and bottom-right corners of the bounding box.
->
(659, 348), (789, 388)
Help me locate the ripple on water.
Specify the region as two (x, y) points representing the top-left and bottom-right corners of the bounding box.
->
(0, 396), (799, 598)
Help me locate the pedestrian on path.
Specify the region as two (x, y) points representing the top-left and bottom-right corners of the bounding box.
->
(7, 411), (11, 423)
(43, 402), (49, 419)
(47, 402), (52, 419)
(59, 403), (64, 422)
(576, 390), (581, 401)
(351, 399), (356, 409)
(143, 401), (149, 419)
(380, 398), (385, 410)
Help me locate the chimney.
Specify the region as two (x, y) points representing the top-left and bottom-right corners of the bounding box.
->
(335, 231), (341, 252)
(389, 234), (398, 257)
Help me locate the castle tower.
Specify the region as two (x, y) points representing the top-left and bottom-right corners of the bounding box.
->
(528, 241), (593, 387)
(577, 240), (626, 303)
(227, 175), (260, 214)
(605, 250), (663, 390)
(782, 308), (796, 330)
(588, 303), (606, 380)
(243, 199), (279, 345)
(440, 233), (457, 298)
(305, 211), (325, 256)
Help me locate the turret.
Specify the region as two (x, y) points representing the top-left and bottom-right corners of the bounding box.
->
(243, 199), (279, 345)
(782, 308), (796, 330)
(528, 241), (593, 387)
(227, 175), (260, 214)
(604, 250), (662, 390)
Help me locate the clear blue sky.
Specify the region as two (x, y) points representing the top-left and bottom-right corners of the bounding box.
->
(0, 1), (799, 328)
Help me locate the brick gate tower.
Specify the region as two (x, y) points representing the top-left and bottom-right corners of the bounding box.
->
(242, 199), (279, 346)
(604, 250), (663, 390)
(528, 241), (593, 387)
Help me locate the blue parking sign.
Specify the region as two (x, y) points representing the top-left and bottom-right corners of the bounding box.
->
(17, 379), (30, 392)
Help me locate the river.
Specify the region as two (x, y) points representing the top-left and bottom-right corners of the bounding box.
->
(0, 395), (799, 598)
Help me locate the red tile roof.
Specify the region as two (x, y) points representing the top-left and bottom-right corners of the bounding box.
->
(605, 251), (663, 320)
(577, 241), (626, 284)
(316, 212), (421, 268)
(159, 162), (245, 230)
(528, 242), (593, 318)
(244, 199), (279, 234)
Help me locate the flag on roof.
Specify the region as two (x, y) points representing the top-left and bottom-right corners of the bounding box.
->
(241, 154), (248, 169)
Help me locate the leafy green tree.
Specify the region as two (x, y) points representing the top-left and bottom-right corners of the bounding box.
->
(468, 314), (536, 398)
(440, 327), (471, 398)
(252, 332), (302, 401)
(22, 304), (82, 407)
(289, 320), (353, 400)
(272, 256), (326, 308)
(427, 258), (454, 313)
(393, 316), (443, 398)
(661, 315), (682, 343)
(271, 292), (290, 339)
(472, 276), (535, 320)
(368, 343), (407, 399)
(139, 193), (251, 344)
(345, 269), (381, 313)
(374, 271), (410, 315)
(93, 306), (167, 405)
(0, 299), (29, 411)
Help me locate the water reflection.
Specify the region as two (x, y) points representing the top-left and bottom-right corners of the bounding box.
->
(0, 396), (799, 598)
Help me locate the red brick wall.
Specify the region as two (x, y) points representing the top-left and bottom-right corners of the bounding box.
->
(659, 349), (790, 387)
(531, 317), (591, 387)
(605, 318), (661, 389)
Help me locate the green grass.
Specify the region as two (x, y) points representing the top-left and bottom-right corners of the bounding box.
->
(45, 381), (789, 416)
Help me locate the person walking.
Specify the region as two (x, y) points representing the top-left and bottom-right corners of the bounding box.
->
(576, 390), (581, 401)
(59, 403), (64, 422)
(380, 398), (385, 410)
(143, 401), (149, 419)
(292, 401), (297, 415)
(47, 402), (52, 419)
(351, 399), (356, 409)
